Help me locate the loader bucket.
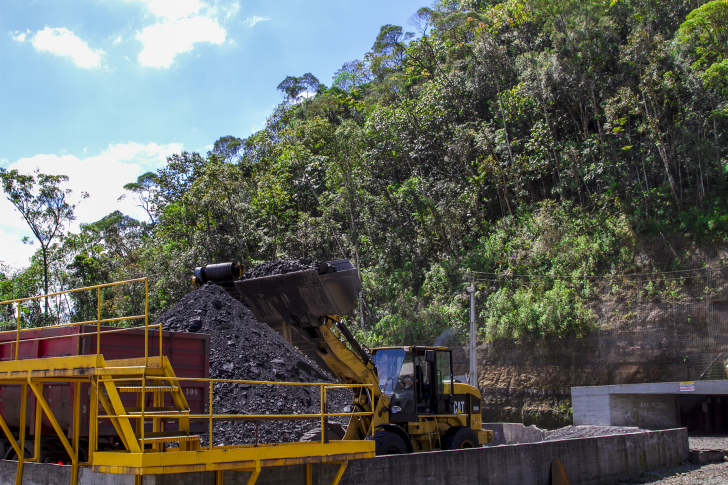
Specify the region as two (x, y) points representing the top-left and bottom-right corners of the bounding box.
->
(233, 259), (361, 327)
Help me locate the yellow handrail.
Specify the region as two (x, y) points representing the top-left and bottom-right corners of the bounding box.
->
(0, 278), (153, 365)
(0, 278), (148, 305)
(95, 375), (374, 451)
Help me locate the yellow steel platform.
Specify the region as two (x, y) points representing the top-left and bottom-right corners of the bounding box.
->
(0, 279), (374, 485)
(93, 440), (374, 475)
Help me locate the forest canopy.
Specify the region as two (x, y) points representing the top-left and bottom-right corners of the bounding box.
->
(2, 0), (726, 345)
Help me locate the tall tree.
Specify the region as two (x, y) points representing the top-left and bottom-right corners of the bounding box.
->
(120, 171), (159, 225)
(209, 135), (245, 163)
(0, 169), (81, 312)
(277, 73), (321, 102)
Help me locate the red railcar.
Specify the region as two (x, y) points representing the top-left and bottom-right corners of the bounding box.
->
(0, 325), (209, 459)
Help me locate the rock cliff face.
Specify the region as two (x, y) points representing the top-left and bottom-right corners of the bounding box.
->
(454, 297), (728, 429)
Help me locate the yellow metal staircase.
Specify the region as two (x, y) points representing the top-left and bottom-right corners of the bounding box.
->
(93, 357), (200, 455)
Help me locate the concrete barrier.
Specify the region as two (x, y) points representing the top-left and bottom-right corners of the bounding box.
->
(0, 428), (689, 485)
(483, 422), (546, 445)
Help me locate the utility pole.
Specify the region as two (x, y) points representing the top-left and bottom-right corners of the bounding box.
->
(467, 273), (477, 388)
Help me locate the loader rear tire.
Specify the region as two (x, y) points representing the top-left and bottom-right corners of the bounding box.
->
(442, 426), (479, 450)
(374, 430), (408, 455)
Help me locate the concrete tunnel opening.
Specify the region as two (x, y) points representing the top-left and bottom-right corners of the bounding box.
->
(574, 380), (728, 435)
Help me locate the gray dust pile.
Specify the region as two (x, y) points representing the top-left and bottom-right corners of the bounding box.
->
(156, 283), (349, 446)
(543, 425), (641, 441)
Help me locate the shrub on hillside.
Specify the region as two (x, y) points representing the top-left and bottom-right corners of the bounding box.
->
(480, 281), (596, 341)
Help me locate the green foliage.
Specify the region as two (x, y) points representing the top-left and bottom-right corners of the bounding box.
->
(4, 0), (727, 346)
(277, 73), (321, 102)
(678, 0), (728, 95)
(470, 201), (634, 277)
(480, 282), (596, 341)
(121, 171), (158, 225)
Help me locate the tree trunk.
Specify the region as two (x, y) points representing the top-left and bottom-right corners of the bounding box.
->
(42, 246), (49, 315)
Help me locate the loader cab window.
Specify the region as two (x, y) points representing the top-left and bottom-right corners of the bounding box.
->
(373, 348), (406, 395)
(372, 349), (415, 413)
(414, 349), (433, 414)
(436, 350), (451, 398)
(436, 350), (453, 414)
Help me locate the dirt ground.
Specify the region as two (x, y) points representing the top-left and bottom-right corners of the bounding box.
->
(621, 462), (728, 484)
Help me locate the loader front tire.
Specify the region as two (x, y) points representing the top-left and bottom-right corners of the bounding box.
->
(374, 430), (408, 455)
(442, 426), (479, 450)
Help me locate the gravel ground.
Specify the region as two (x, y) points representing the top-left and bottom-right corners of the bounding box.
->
(620, 436), (728, 484)
(621, 462), (728, 484)
(689, 436), (728, 451)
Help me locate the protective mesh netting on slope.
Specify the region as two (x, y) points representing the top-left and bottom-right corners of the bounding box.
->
(472, 237), (728, 382)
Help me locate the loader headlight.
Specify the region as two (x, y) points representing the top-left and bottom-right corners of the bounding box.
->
(390, 406), (402, 414)
(343, 405), (355, 413)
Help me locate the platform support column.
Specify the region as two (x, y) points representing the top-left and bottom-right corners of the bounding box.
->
(216, 470), (224, 485)
(306, 464), (312, 485)
(32, 394), (41, 462)
(331, 461), (348, 485)
(88, 377), (98, 463)
(15, 383), (27, 485)
(246, 463), (261, 485)
(71, 381), (81, 485)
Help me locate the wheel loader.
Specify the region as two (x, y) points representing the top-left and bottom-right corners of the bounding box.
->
(193, 260), (492, 454)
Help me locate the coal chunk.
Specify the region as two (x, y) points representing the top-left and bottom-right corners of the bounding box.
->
(240, 259), (336, 280)
(188, 317), (202, 332)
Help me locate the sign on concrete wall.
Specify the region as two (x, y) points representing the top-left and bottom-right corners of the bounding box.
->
(680, 382), (695, 392)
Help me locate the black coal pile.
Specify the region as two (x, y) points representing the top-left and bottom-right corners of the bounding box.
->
(156, 284), (349, 446)
(240, 259), (336, 280)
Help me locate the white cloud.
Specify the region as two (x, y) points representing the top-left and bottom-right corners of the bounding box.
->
(125, 0), (205, 20)
(127, 0), (228, 68)
(136, 17), (225, 68)
(0, 142), (183, 267)
(30, 27), (104, 69)
(10, 30), (30, 42)
(0, 227), (36, 271)
(221, 1), (240, 19)
(113, 35), (123, 44)
(242, 16), (269, 28)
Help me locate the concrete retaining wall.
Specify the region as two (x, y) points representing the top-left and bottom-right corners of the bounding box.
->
(0, 428), (688, 485)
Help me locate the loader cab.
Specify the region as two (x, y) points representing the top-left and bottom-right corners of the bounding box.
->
(371, 346), (453, 423)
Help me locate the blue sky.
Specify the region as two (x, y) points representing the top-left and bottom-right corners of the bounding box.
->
(0, 0), (427, 268)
